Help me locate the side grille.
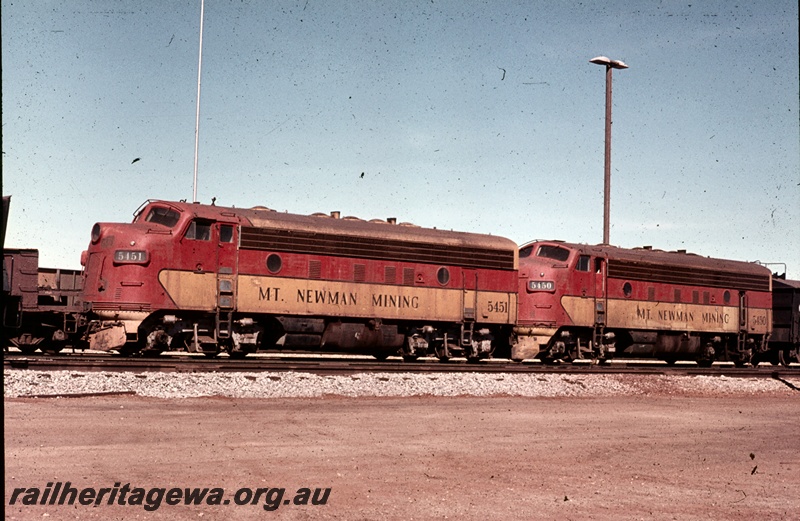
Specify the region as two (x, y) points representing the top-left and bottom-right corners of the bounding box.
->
(608, 260), (770, 292)
(240, 227), (515, 270)
(309, 260), (321, 279)
(354, 264), (366, 282)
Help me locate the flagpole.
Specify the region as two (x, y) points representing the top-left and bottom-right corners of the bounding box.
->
(192, 0), (205, 203)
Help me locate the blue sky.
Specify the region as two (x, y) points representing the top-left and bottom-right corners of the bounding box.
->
(3, 1), (799, 277)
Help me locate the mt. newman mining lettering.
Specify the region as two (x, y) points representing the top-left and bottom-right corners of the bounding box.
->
(636, 305), (730, 324)
(293, 290), (421, 309)
(297, 290), (357, 306)
(701, 311), (730, 324)
(257, 287), (423, 310)
(372, 294), (420, 309)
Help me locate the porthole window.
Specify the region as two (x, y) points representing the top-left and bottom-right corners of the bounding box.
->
(723, 290), (731, 304)
(623, 282), (632, 297)
(437, 267), (450, 285)
(266, 254), (282, 274)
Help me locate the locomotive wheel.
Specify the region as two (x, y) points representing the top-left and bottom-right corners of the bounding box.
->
(696, 359), (714, 368)
(779, 349), (800, 367)
(13, 334), (42, 355)
(18, 345), (38, 355)
(402, 355), (419, 362)
(116, 345), (141, 357)
(222, 339), (247, 359)
(733, 360), (748, 368)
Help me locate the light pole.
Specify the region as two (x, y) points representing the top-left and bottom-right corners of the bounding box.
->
(590, 56), (628, 246)
(193, 0), (205, 204)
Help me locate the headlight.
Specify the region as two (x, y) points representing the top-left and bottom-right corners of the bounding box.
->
(91, 223), (101, 243)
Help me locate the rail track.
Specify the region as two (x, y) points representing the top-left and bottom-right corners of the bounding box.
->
(4, 350), (797, 380)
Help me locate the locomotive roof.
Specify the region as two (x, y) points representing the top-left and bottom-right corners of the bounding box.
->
(773, 277), (800, 290)
(523, 240), (772, 292)
(143, 200), (517, 252)
(527, 240), (771, 277)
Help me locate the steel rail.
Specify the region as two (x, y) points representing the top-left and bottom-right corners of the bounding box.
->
(4, 352), (796, 379)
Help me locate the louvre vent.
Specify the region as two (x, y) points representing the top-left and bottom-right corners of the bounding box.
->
(309, 260), (321, 279)
(240, 227), (515, 270)
(608, 260), (770, 292)
(354, 264), (366, 282)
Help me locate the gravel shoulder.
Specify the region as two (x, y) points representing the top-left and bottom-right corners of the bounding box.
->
(4, 369), (798, 398)
(4, 371), (800, 520)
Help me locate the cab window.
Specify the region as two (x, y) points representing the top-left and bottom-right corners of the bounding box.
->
(576, 255), (591, 272)
(594, 258), (604, 274)
(220, 225), (234, 243)
(185, 220), (211, 241)
(144, 207), (181, 228)
(536, 245), (571, 262)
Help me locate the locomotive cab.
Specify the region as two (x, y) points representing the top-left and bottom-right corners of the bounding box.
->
(82, 201), (242, 355)
(513, 242), (608, 362)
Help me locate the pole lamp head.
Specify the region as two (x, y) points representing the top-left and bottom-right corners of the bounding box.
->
(590, 56), (629, 69)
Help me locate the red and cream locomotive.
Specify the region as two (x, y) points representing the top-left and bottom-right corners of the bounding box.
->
(3, 197), (798, 366)
(81, 200), (519, 360)
(512, 241), (774, 366)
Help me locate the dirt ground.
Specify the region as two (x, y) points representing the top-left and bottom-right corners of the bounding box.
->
(4, 394), (799, 520)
